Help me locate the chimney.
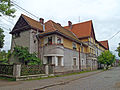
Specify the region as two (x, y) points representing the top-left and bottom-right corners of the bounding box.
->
(39, 18), (45, 31)
(39, 18), (44, 24)
(68, 21), (72, 30)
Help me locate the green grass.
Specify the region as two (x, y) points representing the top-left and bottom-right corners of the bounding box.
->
(26, 70), (98, 81)
(0, 76), (16, 81)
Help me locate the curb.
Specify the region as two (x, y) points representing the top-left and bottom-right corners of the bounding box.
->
(35, 70), (103, 90)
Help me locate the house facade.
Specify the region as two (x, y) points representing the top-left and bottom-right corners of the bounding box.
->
(10, 14), (109, 73)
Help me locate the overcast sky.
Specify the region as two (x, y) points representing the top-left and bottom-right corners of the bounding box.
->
(1, 0), (120, 58)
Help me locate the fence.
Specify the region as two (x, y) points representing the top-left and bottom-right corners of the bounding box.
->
(0, 64), (55, 80)
(21, 65), (45, 76)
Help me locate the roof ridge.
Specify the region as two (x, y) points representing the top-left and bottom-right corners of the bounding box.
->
(64, 20), (92, 27)
(21, 14), (39, 23)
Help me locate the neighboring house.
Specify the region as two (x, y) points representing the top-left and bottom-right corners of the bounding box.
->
(64, 20), (109, 70)
(10, 14), (109, 73)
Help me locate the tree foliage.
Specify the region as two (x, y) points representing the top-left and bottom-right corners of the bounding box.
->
(98, 51), (115, 67)
(0, 28), (5, 48)
(13, 46), (41, 65)
(0, 50), (9, 64)
(0, 0), (16, 17)
(116, 43), (120, 57)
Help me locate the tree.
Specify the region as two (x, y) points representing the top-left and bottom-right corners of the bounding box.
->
(13, 46), (41, 65)
(0, 50), (8, 64)
(0, 0), (16, 49)
(0, 0), (16, 17)
(98, 50), (115, 69)
(116, 43), (120, 57)
(0, 28), (5, 49)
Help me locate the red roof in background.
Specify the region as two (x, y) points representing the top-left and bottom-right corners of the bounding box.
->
(64, 20), (94, 39)
(99, 40), (109, 50)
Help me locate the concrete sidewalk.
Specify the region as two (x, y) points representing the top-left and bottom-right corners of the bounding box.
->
(0, 70), (103, 90)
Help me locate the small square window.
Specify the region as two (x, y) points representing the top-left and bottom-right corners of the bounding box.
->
(14, 32), (20, 38)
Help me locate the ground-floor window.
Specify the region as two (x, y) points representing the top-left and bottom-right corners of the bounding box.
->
(73, 58), (77, 66)
(58, 56), (62, 66)
(47, 56), (52, 64)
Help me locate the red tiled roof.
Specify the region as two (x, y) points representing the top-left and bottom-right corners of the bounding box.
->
(99, 40), (109, 50)
(40, 20), (87, 46)
(64, 20), (94, 39)
(21, 14), (43, 31)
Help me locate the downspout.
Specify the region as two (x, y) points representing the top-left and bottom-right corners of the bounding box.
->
(79, 46), (81, 71)
(36, 30), (40, 59)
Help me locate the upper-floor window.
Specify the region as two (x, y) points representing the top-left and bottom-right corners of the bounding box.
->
(48, 36), (52, 44)
(14, 32), (20, 38)
(81, 46), (83, 52)
(57, 37), (61, 44)
(73, 42), (76, 50)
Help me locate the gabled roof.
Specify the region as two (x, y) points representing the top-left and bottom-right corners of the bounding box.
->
(10, 14), (43, 34)
(39, 20), (87, 46)
(99, 40), (109, 50)
(64, 20), (96, 39)
(21, 14), (43, 31)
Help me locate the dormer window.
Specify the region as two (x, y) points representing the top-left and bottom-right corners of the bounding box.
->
(57, 37), (61, 44)
(73, 42), (76, 50)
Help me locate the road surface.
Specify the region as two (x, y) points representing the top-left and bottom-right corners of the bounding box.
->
(42, 67), (120, 90)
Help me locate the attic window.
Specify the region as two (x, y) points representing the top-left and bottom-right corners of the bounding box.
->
(15, 32), (20, 38)
(34, 40), (36, 43)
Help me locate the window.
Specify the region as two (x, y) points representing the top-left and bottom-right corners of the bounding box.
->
(73, 58), (77, 66)
(81, 46), (83, 52)
(47, 56), (52, 64)
(14, 32), (20, 38)
(58, 57), (62, 66)
(57, 37), (61, 44)
(73, 42), (76, 50)
(48, 36), (52, 44)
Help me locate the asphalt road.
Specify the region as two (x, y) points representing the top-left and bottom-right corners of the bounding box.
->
(43, 67), (120, 90)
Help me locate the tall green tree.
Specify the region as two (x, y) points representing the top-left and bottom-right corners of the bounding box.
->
(0, 0), (16, 17)
(0, 0), (16, 49)
(0, 28), (5, 49)
(98, 50), (115, 69)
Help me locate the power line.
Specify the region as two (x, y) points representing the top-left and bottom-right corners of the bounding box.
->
(108, 30), (120, 40)
(11, 1), (40, 19)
